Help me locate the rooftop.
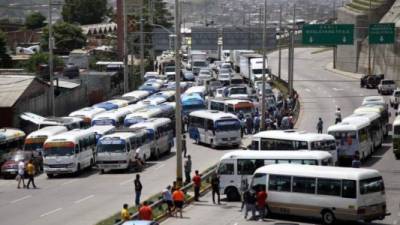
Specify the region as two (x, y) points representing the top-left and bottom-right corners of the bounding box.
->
(0, 75), (37, 107)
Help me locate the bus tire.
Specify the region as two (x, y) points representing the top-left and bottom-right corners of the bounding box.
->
(226, 187), (240, 202)
(100, 169), (105, 174)
(46, 173), (54, 179)
(210, 140), (216, 149)
(321, 209), (336, 225)
(75, 164), (81, 176)
(155, 149), (160, 160)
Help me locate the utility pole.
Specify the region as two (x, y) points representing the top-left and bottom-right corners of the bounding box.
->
(333, 0), (337, 69)
(260, 0), (267, 131)
(278, 4), (282, 79)
(48, 0), (55, 116)
(174, 0), (183, 187)
(367, 0), (372, 75)
(288, 4), (296, 97)
(140, 1), (145, 83)
(123, 0), (129, 93)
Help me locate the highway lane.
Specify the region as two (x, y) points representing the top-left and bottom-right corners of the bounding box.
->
(162, 48), (400, 225)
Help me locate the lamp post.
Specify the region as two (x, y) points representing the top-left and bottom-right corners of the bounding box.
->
(48, 0), (55, 116)
(260, 0), (267, 131)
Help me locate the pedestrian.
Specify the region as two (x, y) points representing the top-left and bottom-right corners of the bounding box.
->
(134, 174), (142, 207)
(256, 186), (267, 220)
(253, 115), (260, 134)
(352, 151), (361, 168)
(139, 201), (153, 220)
(240, 178), (249, 212)
(240, 118), (245, 137)
(162, 185), (174, 216)
(243, 189), (256, 220)
(121, 203), (131, 222)
(26, 160), (36, 189)
(182, 134), (187, 157)
(335, 107), (342, 124)
(17, 160), (25, 189)
(192, 170), (201, 201)
(184, 155), (192, 184)
(317, 117), (323, 133)
(211, 174), (220, 204)
(172, 187), (185, 218)
(246, 116), (253, 135)
(171, 181), (178, 192)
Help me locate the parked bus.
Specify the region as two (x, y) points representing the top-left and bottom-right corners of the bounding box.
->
(188, 110), (241, 148)
(93, 99), (129, 111)
(217, 150), (334, 201)
(43, 129), (96, 178)
(138, 82), (162, 94)
(130, 118), (174, 159)
(85, 125), (115, 142)
(122, 90), (151, 101)
(124, 107), (163, 127)
(354, 104), (389, 136)
(24, 126), (68, 152)
(250, 130), (338, 163)
(392, 115), (400, 159)
(327, 117), (372, 162)
(0, 128), (25, 165)
(209, 99), (254, 117)
(185, 85), (207, 98)
(91, 107), (133, 127)
(69, 107), (106, 126)
(148, 90), (176, 102)
(96, 128), (152, 173)
(137, 97), (167, 106)
(181, 93), (206, 116)
(251, 164), (387, 224)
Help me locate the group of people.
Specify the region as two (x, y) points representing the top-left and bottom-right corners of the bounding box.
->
(241, 186), (268, 221)
(16, 159), (37, 189)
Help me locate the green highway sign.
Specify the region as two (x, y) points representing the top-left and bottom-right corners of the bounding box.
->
(302, 24), (354, 45)
(369, 23), (395, 44)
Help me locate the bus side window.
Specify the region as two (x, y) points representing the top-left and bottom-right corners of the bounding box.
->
(250, 140), (259, 150)
(269, 175), (291, 192)
(342, 180), (356, 198)
(206, 119), (214, 131)
(217, 162), (234, 175)
(317, 178), (341, 196)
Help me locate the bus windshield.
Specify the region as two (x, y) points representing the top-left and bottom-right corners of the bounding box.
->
(44, 147), (74, 156)
(215, 120), (240, 131)
(310, 140), (336, 151)
(24, 143), (43, 151)
(97, 144), (126, 153)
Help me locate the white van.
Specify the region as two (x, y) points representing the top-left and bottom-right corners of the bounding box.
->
(24, 126), (68, 152)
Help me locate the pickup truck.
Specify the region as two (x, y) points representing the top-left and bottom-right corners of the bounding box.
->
(390, 89), (400, 108)
(360, 74), (384, 89)
(378, 79), (396, 95)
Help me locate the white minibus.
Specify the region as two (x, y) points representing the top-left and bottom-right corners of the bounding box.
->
(43, 129), (96, 177)
(392, 115), (400, 159)
(122, 90), (151, 101)
(250, 130), (338, 163)
(354, 104), (389, 136)
(184, 86), (207, 98)
(69, 107), (106, 126)
(0, 128), (25, 163)
(328, 117), (372, 162)
(251, 164), (387, 224)
(96, 128), (152, 173)
(188, 110), (241, 148)
(124, 107), (163, 127)
(137, 97), (166, 106)
(91, 107), (133, 127)
(130, 118), (174, 159)
(24, 126), (68, 152)
(148, 90), (176, 102)
(217, 150), (334, 201)
(85, 125), (115, 142)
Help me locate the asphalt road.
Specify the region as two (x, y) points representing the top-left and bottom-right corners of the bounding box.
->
(162, 47), (400, 225)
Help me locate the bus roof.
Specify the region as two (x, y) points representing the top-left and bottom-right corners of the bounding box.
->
(99, 131), (143, 141)
(0, 128), (25, 143)
(26, 126), (67, 139)
(122, 90), (150, 99)
(69, 107), (106, 118)
(253, 130), (334, 142)
(354, 105), (384, 114)
(125, 107), (162, 119)
(130, 118), (171, 130)
(220, 150), (332, 161)
(342, 115), (371, 125)
(362, 96), (385, 106)
(393, 115), (400, 126)
(45, 129), (94, 143)
(185, 86), (206, 95)
(189, 110), (238, 121)
(223, 99), (253, 105)
(85, 125), (115, 135)
(255, 164), (381, 180)
(327, 117), (370, 132)
(349, 112), (380, 121)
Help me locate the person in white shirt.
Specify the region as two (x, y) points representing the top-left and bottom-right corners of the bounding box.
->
(17, 160), (26, 189)
(335, 107), (342, 124)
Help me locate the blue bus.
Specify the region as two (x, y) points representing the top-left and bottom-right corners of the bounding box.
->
(181, 93), (206, 116)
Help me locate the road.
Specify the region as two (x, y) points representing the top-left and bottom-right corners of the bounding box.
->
(163, 48), (400, 225)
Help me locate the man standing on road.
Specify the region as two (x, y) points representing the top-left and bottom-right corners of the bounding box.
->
(317, 118), (323, 133)
(172, 187), (185, 218)
(211, 174), (220, 204)
(134, 174), (142, 207)
(184, 155), (192, 184)
(182, 134), (187, 158)
(17, 160), (25, 189)
(121, 203), (130, 221)
(139, 201), (153, 220)
(192, 170), (201, 201)
(256, 186), (267, 220)
(243, 189), (256, 220)
(26, 160), (37, 189)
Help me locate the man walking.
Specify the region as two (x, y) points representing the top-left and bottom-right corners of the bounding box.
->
(192, 170), (201, 201)
(26, 160), (36, 189)
(139, 201), (153, 220)
(172, 187), (185, 218)
(182, 134), (187, 158)
(184, 155), (192, 184)
(134, 174), (142, 207)
(243, 189), (256, 220)
(211, 174), (220, 204)
(162, 185), (173, 215)
(317, 117), (323, 133)
(17, 160), (25, 189)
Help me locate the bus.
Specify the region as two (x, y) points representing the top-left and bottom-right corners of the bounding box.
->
(138, 82), (162, 94)
(184, 86), (207, 98)
(148, 90), (176, 102)
(137, 97), (167, 106)
(124, 107), (163, 127)
(43, 129), (96, 177)
(24, 126), (68, 152)
(130, 118), (174, 159)
(0, 128), (25, 165)
(209, 99), (254, 117)
(354, 104), (389, 136)
(392, 115), (400, 159)
(250, 130), (338, 164)
(251, 164), (387, 225)
(85, 125), (115, 142)
(91, 107), (133, 127)
(188, 110), (241, 148)
(69, 107), (106, 126)
(327, 117), (372, 162)
(20, 112), (83, 130)
(122, 90), (151, 101)
(96, 128), (152, 173)
(217, 150), (334, 201)
(181, 93), (206, 116)
(93, 99), (129, 110)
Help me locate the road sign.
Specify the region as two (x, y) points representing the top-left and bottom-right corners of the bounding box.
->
(302, 24), (354, 45)
(369, 23), (395, 44)
(222, 27), (276, 50)
(191, 27), (218, 50)
(152, 28), (173, 51)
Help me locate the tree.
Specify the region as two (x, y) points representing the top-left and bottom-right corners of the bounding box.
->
(25, 12), (46, 29)
(41, 22), (86, 53)
(25, 52), (63, 74)
(0, 31), (11, 68)
(62, 0), (110, 25)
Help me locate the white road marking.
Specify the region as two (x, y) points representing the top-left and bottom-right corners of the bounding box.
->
(74, 195), (94, 204)
(40, 208), (62, 217)
(61, 180), (77, 186)
(10, 195), (32, 204)
(332, 87), (344, 91)
(154, 164), (165, 170)
(305, 88), (311, 92)
(120, 178), (135, 186)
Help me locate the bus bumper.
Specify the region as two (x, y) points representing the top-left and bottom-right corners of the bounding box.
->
(44, 167), (76, 174)
(214, 138), (241, 147)
(97, 162), (129, 170)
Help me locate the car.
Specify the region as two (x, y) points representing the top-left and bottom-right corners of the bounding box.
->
(215, 87), (225, 98)
(144, 71), (161, 81)
(217, 68), (232, 85)
(183, 70), (195, 81)
(197, 69), (213, 85)
(390, 89), (400, 108)
(63, 63), (79, 79)
(121, 220), (159, 225)
(360, 74), (384, 89)
(378, 79), (396, 95)
(1, 150), (42, 179)
(219, 62), (232, 71)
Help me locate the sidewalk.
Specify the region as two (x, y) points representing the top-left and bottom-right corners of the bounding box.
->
(325, 62), (363, 80)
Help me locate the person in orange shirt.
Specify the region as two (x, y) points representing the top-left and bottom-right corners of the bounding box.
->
(138, 201), (153, 220)
(172, 188), (185, 218)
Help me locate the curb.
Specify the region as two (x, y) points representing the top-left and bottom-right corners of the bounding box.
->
(325, 62), (362, 80)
